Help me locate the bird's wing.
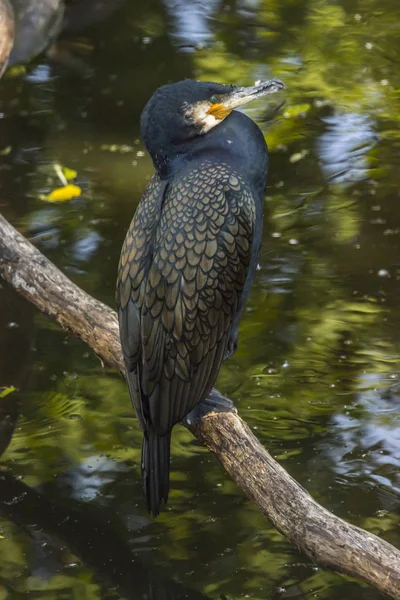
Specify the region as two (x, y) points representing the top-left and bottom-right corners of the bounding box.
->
(136, 161), (256, 435)
(116, 174), (168, 431)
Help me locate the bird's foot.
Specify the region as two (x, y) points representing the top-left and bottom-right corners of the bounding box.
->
(183, 389), (237, 427)
(225, 329), (238, 359)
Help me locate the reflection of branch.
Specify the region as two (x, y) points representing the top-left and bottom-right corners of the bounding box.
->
(0, 0), (14, 77)
(0, 213), (399, 599)
(0, 471), (211, 600)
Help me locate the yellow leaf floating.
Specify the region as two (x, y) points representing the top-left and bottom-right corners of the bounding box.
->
(46, 184), (82, 203)
(0, 386), (16, 399)
(62, 167), (78, 180)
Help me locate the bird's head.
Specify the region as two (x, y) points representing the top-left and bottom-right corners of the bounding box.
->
(140, 78), (284, 177)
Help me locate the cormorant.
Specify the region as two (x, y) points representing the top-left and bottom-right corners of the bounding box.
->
(116, 78), (284, 516)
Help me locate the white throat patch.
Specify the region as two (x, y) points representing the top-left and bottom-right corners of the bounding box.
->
(187, 102), (221, 133)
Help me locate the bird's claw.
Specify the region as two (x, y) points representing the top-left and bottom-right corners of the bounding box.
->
(183, 389), (237, 426)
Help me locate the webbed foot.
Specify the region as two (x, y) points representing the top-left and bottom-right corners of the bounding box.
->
(183, 389), (237, 426)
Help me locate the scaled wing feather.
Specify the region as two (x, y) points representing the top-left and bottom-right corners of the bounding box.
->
(117, 161), (255, 436)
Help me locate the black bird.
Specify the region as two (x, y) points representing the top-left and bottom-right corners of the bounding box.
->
(116, 78), (284, 516)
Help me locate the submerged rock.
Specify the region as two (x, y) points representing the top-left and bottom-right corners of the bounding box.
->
(63, 0), (125, 33)
(8, 0), (65, 65)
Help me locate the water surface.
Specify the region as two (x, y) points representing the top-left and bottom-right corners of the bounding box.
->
(0, 1), (399, 598)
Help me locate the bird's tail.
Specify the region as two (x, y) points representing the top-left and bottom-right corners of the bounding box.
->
(141, 426), (171, 517)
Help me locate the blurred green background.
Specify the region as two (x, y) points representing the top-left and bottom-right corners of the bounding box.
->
(0, 0), (399, 598)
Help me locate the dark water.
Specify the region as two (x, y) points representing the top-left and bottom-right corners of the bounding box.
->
(0, 1), (400, 598)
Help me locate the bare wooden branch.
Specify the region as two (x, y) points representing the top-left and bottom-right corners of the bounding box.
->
(0, 0), (14, 78)
(0, 212), (399, 599)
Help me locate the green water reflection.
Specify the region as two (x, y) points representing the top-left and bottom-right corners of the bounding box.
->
(0, 0), (399, 598)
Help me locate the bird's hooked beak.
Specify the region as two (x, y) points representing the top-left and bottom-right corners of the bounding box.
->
(207, 79), (285, 120)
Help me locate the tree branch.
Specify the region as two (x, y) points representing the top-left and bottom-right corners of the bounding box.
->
(0, 0), (14, 78)
(0, 212), (399, 598)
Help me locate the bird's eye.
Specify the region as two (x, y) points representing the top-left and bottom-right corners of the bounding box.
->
(210, 95), (218, 104)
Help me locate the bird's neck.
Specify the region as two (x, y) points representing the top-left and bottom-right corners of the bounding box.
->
(150, 111), (268, 195)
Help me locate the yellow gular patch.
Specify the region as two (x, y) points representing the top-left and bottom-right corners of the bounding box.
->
(206, 103), (232, 120)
